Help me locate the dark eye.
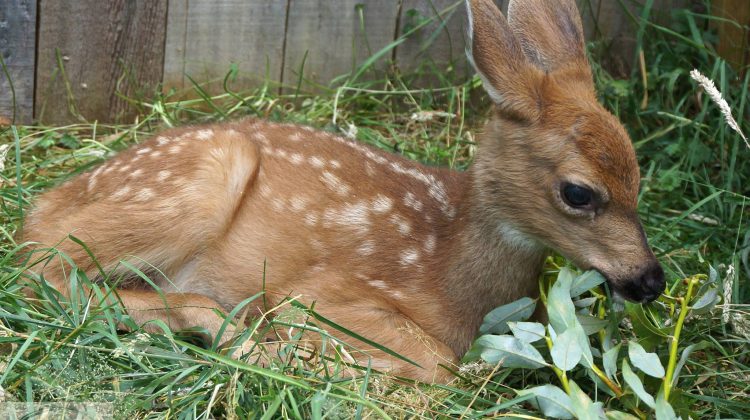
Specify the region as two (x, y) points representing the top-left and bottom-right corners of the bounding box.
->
(562, 183), (593, 208)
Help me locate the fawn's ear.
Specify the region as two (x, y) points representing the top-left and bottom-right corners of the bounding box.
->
(507, 0), (592, 80)
(466, 0), (543, 121)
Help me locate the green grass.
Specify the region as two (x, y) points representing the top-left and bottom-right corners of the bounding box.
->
(1, 2), (749, 418)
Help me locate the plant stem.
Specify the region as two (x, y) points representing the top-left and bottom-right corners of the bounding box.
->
(591, 364), (624, 397)
(663, 275), (699, 400)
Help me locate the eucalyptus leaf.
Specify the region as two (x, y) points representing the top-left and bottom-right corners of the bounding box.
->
(574, 297), (599, 308)
(468, 335), (548, 369)
(655, 390), (678, 420)
(603, 344), (620, 380)
(570, 270), (607, 297)
(622, 359), (655, 409)
(517, 385), (575, 419)
(548, 268), (578, 333)
(479, 297), (536, 334)
(567, 380), (606, 420)
(574, 323), (595, 369)
(672, 341), (710, 387)
(691, 287), (719, 314)
(508, 321), (546, 344)
(605, 411), (640, 420)
(552, 327), (583, 371)
(708, 265), (718, 283)
(577, 314), (609, 335)
(624, 302), (669, 351)
(628, 341), (665, 378)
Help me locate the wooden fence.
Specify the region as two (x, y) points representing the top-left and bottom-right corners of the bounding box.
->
(0, 0), (737, 125)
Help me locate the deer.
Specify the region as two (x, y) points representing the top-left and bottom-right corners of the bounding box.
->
(20, 0), (665, 383)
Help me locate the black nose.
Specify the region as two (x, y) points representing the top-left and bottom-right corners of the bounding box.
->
(638, 263), (665, 302)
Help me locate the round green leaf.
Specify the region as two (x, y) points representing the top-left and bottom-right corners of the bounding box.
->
(628, 341), (665, 378)
(479, 297), (537, 334)
(570, 270), (606, 297)
(517, 384), (575, 419)
(470, 335), (549, 369)
(622, 359), (656, 409)
(508, 321), (547, 344)
(552, 327), (583, 371)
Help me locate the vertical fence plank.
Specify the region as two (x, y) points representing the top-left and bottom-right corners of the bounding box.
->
(0, 0), (37, 124)
(35, 0), (167, 124)
(713, 0), (750, 75)
(282, 1), (400, 90)
(163, 1), (287, 94)
(394, 1), (507, 82)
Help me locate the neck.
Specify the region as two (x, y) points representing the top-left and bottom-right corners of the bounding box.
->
(429, 169), (548, 355)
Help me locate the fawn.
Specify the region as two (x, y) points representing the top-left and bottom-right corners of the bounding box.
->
(22, 0), (664, 382)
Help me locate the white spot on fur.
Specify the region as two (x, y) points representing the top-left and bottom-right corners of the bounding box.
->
(253, 132), (269, 145)
(112, 186), (131, 200)
(259, 185), (272, 198)
(304, 213), (318, 226)
(368, 280), (388, 290)
(195, 129), (214, 141)
(136, 147), (152, 155)
(289, 196), (307, 212)
(275, 149), (288, 159)
(389, 290), (404, 299)
(289, 153), (304, 165)
(308, 156), (325, 168)
(131, 168), (144, 178)
(389, 214), (411, 235)
(364, 162), (376, 177)
(117, 164), (131, 173)
(329, 160), (341, 168)
(151, 150), (162, 158)
(156, 136), (170, 146)
(404, 192), (423, 212)
(424, 234), (437, 254)
(157, 170), (171, 182)
(371, 194), (393, 214)
(168, 145), (182, 154)
(320, 171), (350, 196)
(400, 248), (419, 266)
(357, 240), (376, 256)
(323, 201), (370, 234)
(290, 132), (303, 142)
(272, 198), (285, 211)
(134, 188), (154, 201)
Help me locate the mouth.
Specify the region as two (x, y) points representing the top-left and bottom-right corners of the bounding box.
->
(608, 279), (661, 303)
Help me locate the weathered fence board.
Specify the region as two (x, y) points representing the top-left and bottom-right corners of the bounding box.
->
(0, 0), (709, 124)
(0, 0), (37, 124)
(714, 0), (750, 75)
(395, 0), (478, 77)
(164, 0), (287, 94)
(35, 0), (167, 124)
(282, 0), (400, 89)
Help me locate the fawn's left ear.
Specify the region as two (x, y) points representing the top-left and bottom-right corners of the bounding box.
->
(507, 0), (592, 82)
(465, 0), (544, 121)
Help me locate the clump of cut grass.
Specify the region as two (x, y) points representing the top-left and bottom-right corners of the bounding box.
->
(1, 1), (749, 418)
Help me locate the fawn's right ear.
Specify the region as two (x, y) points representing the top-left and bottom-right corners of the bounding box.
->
(466, 0), (543, 121)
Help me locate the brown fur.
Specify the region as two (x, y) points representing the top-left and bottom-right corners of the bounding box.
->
(20, 0), (661, 383)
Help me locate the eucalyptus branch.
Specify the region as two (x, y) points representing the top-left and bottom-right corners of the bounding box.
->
(663, 275), (700, 400)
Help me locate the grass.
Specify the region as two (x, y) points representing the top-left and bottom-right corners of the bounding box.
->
(1, 1), (749, 418)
